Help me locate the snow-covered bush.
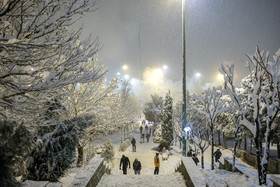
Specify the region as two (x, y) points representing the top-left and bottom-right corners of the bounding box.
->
(119, 138), (131, 152)
(27, 116), (93, 181)
(101, 139), (115, 161)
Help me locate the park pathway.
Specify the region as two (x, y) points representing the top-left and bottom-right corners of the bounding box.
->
(97, 127), (186, 187)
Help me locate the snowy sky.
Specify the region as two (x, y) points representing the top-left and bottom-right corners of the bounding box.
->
(79, 0), (280, 86)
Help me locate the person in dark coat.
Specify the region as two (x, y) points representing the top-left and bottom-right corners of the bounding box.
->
(146, 133), (150, 142)
(192, 154), (199, 165)
(214, 149), (222, 162)
(144, 125), (148, 134)
(119, 155), (131, 175)
(140, 133), (145, 143)
(131, 137), (136, 152)
(187, 149), (193, 157)
(140, 126), (143, 134)
(133, 158), (142, 175)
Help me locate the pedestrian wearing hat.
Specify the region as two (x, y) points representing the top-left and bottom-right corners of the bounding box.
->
(154, 152), (160, 175)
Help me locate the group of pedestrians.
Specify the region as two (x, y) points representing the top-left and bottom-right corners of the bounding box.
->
(187, 148), (222, 165)
(119, 153), (160, 175)
(120, 155), (142, 175)
(139, 124), (151, 143)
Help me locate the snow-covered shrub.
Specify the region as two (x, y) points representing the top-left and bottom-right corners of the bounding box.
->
(119, 138), (131, 152)
(0, 121), (34, 187)
(101, 139), (115, 161)
(153, 123), (162, 144)
(27, 116), (93, 182)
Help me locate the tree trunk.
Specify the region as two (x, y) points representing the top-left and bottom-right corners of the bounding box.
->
(277, 140), (280, 159)
(260, 123), (273, 185)
(77, 145), (84, 167)
(211, 126), (214, 170)
(223, 132), (227, 149)
(238, 139), (242, 149)
(255, 133), (264, 185)
(244, 137), (247, 151)
(201, 152), (204, 169)
(217, 130), (221, 146)
(232, 134), (239, 171)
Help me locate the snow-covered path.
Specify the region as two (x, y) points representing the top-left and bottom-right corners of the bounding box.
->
(97, 128), (186, 186)
(97, 173), (186, 187)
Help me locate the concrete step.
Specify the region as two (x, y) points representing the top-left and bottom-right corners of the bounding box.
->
(97, 173), (186, 187)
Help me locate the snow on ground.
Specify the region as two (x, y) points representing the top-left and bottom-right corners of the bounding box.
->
(61, 124), (274, 187)
(97, 173), (186, 187)
(196, 145), (273, 186)
(109, 129), (182, 176)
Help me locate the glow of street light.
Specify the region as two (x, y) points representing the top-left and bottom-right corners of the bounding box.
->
(162, 65), (168, 70)
(195, 72), (201, 78)
(116, 72), (121, 76)
(153, 68), (163, 76)
(217, 73), (224, 80)
(122, 65), (128, 71)
(124, 74), (129, 80)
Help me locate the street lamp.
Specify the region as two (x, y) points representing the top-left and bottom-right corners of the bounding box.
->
(182, 0), (187, 156)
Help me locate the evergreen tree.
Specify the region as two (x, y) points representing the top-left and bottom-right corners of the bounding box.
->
(27, 116), (93, 182)
(160, 91), (173, 149)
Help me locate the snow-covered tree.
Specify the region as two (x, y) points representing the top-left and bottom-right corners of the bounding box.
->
(153, 121), (162, 144)
(0, 0), (100, 122)
(143, 94), (164, 124)
(191, 122), (210, 169)
(63, 57), (115, 119)
(0, 0), (102, 183)
(27, 116), (93, 181)
(193, 87), (231, 170)
(160, 90), (173, 149)
(221, 47), (280, 185)
(220, 63), (249, 171)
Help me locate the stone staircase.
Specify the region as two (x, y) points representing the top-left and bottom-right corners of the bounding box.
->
(97, 173), (186, 187)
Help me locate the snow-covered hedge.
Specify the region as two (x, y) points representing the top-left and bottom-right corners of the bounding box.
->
(119, 138), (132, 152)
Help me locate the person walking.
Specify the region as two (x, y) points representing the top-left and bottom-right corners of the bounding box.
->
(214, 149), (222, 162)
(133, 158), (142, 175)
(141, 133), (145, 143)
(146, 133), (150, 143)
(119, 155), (131, 175)
(154, 153), (160, 175)
(192, 153), (199, 165)
(144, 125), (148, 135)
(139, 125), (143, 134)
(131, 137), (136, 152)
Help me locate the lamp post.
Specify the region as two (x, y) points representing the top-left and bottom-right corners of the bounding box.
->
(182, 0), (187, 156)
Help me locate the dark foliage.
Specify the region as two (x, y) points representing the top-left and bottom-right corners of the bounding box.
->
(27, 116), (93, 182)
(0, 121), (34, 187)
